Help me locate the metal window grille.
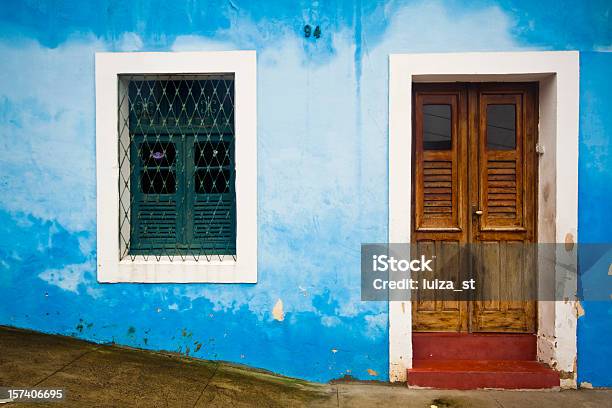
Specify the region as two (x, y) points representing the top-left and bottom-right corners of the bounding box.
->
(118, 74), (236, 261)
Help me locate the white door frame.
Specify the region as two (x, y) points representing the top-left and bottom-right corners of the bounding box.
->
(388, 51), (580, 388)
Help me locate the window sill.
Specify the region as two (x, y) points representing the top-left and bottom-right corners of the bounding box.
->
(97, 257), (256, 283)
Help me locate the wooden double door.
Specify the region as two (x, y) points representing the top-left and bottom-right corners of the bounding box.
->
(411, 83), (538, 333)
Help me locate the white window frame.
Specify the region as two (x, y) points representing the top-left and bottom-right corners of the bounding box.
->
(96, 51), (257, 283)
(389, 51), (579, 386)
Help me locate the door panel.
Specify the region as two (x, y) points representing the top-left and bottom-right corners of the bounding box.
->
(479, 92), (524, 230)
(414, 90), (466, 231)
(471, 241), (536, 332)
(412, 84), (468, 332)
(412, 240), (469, 331)
(412, 83), (538, 333)
(471, 84), (537, 332)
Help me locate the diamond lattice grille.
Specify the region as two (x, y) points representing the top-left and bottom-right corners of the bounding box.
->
(118, 74), (236, 261)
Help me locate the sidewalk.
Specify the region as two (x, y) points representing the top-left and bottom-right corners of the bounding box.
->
(0, 326), (610, 407)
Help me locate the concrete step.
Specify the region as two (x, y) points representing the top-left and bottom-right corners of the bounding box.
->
(412, 333), (537, 361)
(407, 359), (560, 390)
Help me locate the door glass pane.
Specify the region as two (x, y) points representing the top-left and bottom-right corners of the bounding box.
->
(423, 104), (452, 150)
(487, 104), (516, 150)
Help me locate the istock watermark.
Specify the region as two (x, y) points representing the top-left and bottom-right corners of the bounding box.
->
(370, 253), (476, 291)
(372, 254), (433, 272)
(362, 244), (477, 301)
(361, 243), (612, 302)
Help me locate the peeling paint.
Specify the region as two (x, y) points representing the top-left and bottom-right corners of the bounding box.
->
(542, 183), (550, 202)
(564, 233), (575, 252)
(580, 381), (593, 389)
(561, 378), (577, 389)
(367, 368), (378, 376)
(576, 302), (585, 318)
(272, 299), (284, 322)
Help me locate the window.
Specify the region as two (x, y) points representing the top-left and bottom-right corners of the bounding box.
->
(486, 104), (516, 150)
(122, 75), (236, 258)
(96, 51), (256, 283)
(422, 104), (452, 150)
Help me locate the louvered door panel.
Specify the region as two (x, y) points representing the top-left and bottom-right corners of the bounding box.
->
(423, 160), (453, 218)
(414, 91), (464, 231)
(472, 85), (537, 333)
(487, 158), (518, 219)
(412, 85), (468, 332)
(478, 93), (525, 230)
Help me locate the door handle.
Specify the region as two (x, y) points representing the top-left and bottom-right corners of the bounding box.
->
(472, 205), (483, 216)
(474, 210), (483, 215)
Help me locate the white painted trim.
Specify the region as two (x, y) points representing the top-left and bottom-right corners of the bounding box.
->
(95, 51), (257, 283)
(388, 51), (579, 385)
(388, 57), (414, 382)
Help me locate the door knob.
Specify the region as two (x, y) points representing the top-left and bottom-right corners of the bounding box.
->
(473, 209), (483, 216)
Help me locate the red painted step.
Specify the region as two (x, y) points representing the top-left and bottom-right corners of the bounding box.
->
(412, 333), (536, 361)
(407, 359), (560, 390)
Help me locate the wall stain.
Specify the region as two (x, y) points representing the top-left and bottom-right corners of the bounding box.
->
(272, 299), (285, 321)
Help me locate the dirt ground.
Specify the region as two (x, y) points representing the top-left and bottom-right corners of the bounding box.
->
(0, 326), (610, 407)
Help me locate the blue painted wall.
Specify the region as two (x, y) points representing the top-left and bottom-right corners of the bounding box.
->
(0, 0), (610, 384)
(577, 52), (612, 388)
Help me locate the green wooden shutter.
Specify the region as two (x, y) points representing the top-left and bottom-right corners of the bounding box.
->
(130, 136), (182, 255)
(191, 135), (236, 255)
(123, 76), (236, 258)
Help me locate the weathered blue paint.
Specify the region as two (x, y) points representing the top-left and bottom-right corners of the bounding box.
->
(0, 0), (610, 384)
(577, 52), (612, 388)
